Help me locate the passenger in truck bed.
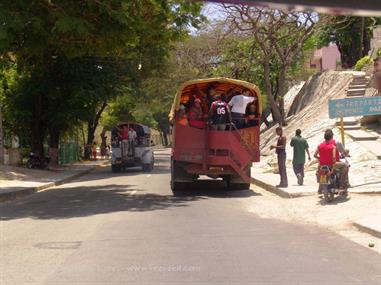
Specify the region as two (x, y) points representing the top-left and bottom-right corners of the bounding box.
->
(245, 102), (259, 127)
(209, 94), (231, 131)
(177, 104), (188, 126)
(228, 89), (257, 129)
(205, 85), (218, 112)
(187, 87), (206, 111)
(188, 98), (206, 129)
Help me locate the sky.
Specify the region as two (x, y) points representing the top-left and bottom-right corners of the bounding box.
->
(202, 2), (225, 21)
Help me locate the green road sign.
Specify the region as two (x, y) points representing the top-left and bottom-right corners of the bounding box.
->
(329, 96), (381, 119)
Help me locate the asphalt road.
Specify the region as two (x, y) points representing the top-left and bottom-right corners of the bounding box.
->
(1, 149), (381, 285)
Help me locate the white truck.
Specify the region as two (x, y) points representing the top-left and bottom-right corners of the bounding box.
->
(111, 123), (154, 173)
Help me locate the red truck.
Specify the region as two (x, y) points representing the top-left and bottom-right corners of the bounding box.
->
(169, 78), (261, 193)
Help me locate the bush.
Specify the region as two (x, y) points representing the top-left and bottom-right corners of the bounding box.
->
(377, 48), (381, 57)
(354, 56), (373, 71)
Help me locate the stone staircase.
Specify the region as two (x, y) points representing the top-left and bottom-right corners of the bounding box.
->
(346, 75), (369, 97)
(337, 74), (381, 159)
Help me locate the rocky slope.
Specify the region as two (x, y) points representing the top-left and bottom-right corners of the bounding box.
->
(261, 71), (353, 152)
(258, 70), (381, 187)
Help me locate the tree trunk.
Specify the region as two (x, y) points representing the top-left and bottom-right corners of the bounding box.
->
(85, 101), (108, 159)
(31, 93), (45, 155)
(360, 17), (365, 59)
(31, 124), (45, 156)
(48, 128), (60, 166)
(0, 104), (4, 165)
(362, 18), (371, 57)
(86, 120), (96, 146)
(336, 41), (358, 69)
(277, 67), (288, 125)
(160, 131), (169, 146)
(263, 60), (283, 125)
(81, 125), (87, 157)
(85, 120), (95, 159)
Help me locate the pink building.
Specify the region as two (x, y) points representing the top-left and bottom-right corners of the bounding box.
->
(310, 43), (341, 71)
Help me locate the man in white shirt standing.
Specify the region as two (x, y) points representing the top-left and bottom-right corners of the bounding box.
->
(228, 89), (256, 129)
(128, 127), (137, 156)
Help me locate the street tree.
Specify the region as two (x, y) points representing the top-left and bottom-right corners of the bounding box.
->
(317, 15), (381, 68)
(222, 4), (318, 125)
(0, 0), (204, 158)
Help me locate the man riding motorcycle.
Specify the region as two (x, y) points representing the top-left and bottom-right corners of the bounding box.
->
(314, 129), (349, 193)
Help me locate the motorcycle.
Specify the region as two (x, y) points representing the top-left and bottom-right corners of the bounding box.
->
(317, 165), (348, 202)
(26, 152), (50, 169)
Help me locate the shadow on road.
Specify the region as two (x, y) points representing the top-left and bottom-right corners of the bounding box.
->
(0, 148), (261, 220)
(69, 154), (170, 185)
(0, 184), (205, 221)
(317, 195), (351, 206)
(174, 179), (261, 198)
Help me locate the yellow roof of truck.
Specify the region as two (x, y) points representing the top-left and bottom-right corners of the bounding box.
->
(169, 77), (262, 122)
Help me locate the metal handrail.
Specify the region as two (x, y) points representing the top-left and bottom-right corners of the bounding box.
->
(228, 123), (257, 159)
(206, 121), (258, 161)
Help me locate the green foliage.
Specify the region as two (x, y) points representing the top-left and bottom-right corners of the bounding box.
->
(316, 16), (381, 68)
(102, 95), (136, 130)
(127, 18), (316, 131)
(0, 1), (204, 62)
(0, 0), (204, 153)
(3, 56), (126, 135)
(102, 31), (210, 132)
(377, 48), (381, 57)
(354, 55), (373, 71)
(210, 30), (315, 108)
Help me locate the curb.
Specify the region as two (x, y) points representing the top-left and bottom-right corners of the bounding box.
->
(353, 222), (381, 239)
(349, 189), (381, 195)
(0, 161), (110, 203)
(250, 177), (315, 199)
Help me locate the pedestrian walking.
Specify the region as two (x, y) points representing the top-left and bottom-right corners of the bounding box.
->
(92, 142), (97, 160)
(290, 129), (311, 185)
(270, 126), (288, 188)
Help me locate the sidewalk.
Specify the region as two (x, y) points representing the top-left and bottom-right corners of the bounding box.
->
(354, 218), (381, 239)
(0, 160), (109, 202)
(251, 163), (381, 240)
(251, 163), (381, 198)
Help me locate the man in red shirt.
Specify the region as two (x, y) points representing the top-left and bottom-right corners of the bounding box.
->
(314, 129), (348, 190)
(120, 125), (129, 140)
(120, 125), (129, 157)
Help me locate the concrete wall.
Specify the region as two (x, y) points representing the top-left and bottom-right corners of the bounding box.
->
(311, 44), (341, 71)
(321, 44), (341, 70)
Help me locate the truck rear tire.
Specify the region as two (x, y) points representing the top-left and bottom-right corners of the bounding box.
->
(170, 159), (186, 194)
(229, 183), (250, 190)
(142, 163), (153, 172)
(111, 165), (121, 173)
(323, 188), (334, 202)
(225, 174), (250, 191)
